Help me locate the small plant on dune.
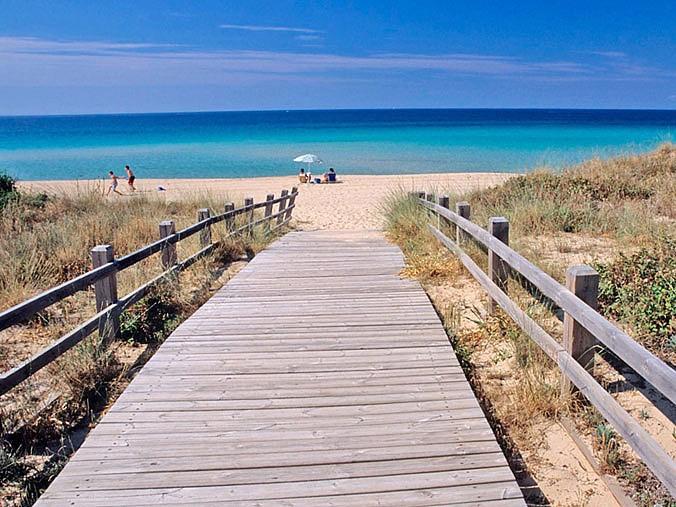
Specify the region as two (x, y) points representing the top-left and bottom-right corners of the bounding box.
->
(0, 172), (20, 210)
(0, 440), (30, 485)
(594, 423), (620, 471)
(595, 236), (676, 362)
(120, 287), (184, 345)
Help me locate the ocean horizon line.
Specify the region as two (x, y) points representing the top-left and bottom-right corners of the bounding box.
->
(2, 106), (676, 120)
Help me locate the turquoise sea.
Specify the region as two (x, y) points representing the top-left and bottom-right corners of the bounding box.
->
(0, 109), (674, 181)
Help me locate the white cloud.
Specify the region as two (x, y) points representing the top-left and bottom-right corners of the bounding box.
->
(295, 34), (322, 41)
(219, 24), (323, 34)
(585, 51), (627, 59)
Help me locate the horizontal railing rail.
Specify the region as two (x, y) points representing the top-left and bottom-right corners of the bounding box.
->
(0, 187), (298, 396)
(414, 193), (676, 496)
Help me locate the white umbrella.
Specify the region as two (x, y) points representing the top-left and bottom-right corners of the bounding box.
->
(293, 153), (323, 164)
(294, 154), (323, 176)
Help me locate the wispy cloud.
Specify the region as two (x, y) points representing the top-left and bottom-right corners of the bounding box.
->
(295, 34), (322, 41)
(219, 24), (323, 34)
(583, 50), (627, 59)
(0, 36), (672, 88)
(0, 36), (177, 54)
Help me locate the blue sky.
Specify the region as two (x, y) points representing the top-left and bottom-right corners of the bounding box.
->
(1, 0), (675, 115)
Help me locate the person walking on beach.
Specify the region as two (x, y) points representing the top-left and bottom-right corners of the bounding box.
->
(106, 171), (123, 196)
(124, 165), (136, 191)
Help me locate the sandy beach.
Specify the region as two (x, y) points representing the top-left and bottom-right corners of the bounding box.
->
(19, 172), (514, 230)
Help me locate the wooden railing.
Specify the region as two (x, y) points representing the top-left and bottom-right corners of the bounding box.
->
(0, 187), (298, 396)
(413, 192), (676, 496)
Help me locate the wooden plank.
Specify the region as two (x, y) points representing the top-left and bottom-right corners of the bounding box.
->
(38, 482), (523, 507)
(64, 446), (504, 474)
(40, 469), (520, 503)
(51, 455), (511, 491)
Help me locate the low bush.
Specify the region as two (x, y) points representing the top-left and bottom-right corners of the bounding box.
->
(0, 172), (20, 209)
(595, 237), (676, 362)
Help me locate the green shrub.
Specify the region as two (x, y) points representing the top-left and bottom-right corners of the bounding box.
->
(119, 286), (183, 344)
(595, 236), (676, 361)
(0, 172), (19, 209)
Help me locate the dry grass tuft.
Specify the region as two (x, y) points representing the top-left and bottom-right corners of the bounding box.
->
(381, 190), (462, 282)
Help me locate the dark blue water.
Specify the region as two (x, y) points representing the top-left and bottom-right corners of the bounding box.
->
(1, 109), (674, 180)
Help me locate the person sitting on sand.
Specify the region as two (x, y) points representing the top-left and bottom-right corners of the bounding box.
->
(322, 167), (337, 183)
(298, 168), (308, 184)
(125, 165), (136, 191)
(106, 171), (123, 196)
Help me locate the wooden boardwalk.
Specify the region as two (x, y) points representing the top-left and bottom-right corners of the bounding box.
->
(37, 230), (524, 506)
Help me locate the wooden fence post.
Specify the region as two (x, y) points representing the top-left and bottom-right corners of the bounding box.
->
(264, 194), (275, 219)
(159, 220), (177, 268)
(425, 192), (435, 203)
(284, 186), (298, 221)
(91, 245), (119, 345)
(224, 202), (235, 233)
(244, 197), (254, 235)
(276, 189), (289, 225)
(438, 195), (449, 230)
(197, 208), (211, 247)
(455, 201), (470, 245)
(487, 217), (509, 315)
(263, 193), (275, 233)
(561, 265), (599, 396)
(416, 191), (425, 199)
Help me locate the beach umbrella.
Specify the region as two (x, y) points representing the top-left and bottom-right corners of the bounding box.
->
(294, 153), (322, 164)
(293, 153), (323, 173)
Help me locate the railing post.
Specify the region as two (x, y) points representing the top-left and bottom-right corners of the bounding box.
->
(416, 191), (425, 199)
(224, 202), (235, 234)
(263, 193), (275, 233)
(91, 245), (119, 346)
(159, 220), (177, 268)
(244, 197), (254, 235)
(455, 201), (470, 245)
(276, 189), (289, 226)
(487, 217), (509, 315)
(438, 195), (449, 230)
(561, 265), (599, 397)
(197, 208), (211, 247)
(264, 194), (275, 220)
(284, 186), (298, 222)
(425, 192), (435, 203)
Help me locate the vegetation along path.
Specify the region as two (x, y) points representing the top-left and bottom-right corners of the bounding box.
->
(35, 230), (523, 506)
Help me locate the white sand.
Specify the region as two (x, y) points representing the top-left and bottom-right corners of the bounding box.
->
(20, 172), (514, 230)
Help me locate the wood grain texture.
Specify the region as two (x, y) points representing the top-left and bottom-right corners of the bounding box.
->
(35, 230), (524, 506)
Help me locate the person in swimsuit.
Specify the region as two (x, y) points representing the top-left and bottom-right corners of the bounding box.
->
(125, 165), (136, 191)
(106, 171), (123, 196)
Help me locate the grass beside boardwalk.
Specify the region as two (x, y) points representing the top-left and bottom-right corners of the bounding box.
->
(0, 178), (281, 506)
(382, 144), (675, 506)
